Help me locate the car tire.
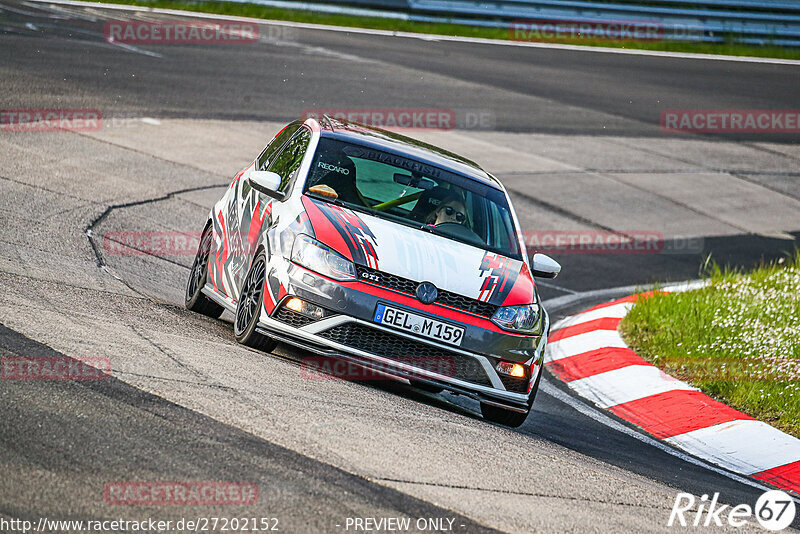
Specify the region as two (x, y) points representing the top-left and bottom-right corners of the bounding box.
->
(185, 222), (224, 319)
(480, 364), (542, 427)
(233, 253), (278, 352)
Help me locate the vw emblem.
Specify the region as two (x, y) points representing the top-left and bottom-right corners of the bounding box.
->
(416, 281), (438, 305)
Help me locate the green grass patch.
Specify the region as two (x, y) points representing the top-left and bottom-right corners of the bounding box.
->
(620, 251), (800, 437)
(85, 0), (800, 60)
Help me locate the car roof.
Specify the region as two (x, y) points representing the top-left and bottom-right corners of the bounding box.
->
(312, 115), (502, 189)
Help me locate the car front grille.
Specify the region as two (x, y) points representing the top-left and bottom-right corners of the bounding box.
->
(317, 322), (492, 387)
(358, 266), (418, 294)
(355, 265), (499, 318)
(438, 291), (498, 318)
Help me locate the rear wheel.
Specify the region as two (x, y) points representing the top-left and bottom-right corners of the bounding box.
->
(480, 364), (542, 427)
(185, 223), (224, 319)
(233, 254), (277, 352)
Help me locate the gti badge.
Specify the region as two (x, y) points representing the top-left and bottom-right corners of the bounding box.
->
(415, 281), (438, 305)
(361, 270), (380, 283)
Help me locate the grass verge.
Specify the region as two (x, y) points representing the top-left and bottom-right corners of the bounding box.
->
(620, 251), (800, 437)
(82, 0), (800, 60)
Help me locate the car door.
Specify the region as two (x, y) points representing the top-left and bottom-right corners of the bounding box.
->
(215, 122), (301, 300)
(230, 125), (313, 296)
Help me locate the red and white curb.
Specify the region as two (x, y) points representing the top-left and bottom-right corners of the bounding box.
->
(546, 284), (800, 495)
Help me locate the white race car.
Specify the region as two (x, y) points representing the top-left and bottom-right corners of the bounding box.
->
(186, 116), (561, 426)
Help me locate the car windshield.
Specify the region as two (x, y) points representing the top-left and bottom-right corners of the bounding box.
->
(304, 137), (521, 259)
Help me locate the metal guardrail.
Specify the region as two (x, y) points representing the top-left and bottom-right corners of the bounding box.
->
(236, 0), (800, 46)
(409, 0), (800, 43)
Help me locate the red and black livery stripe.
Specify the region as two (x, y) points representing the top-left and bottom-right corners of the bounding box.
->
(478, 252), (534, 306)
(302, 197), (379, 269)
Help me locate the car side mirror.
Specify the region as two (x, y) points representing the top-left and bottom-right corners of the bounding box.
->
(248, 170), (285, 200)
(531, 253), (561, 279)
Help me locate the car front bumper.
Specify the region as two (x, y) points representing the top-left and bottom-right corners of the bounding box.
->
(258, 264), (549, 412)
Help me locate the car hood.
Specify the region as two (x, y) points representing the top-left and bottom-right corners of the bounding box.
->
(302, 196), (535, 307)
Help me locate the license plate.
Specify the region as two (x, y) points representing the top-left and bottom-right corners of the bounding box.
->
(373, 304), (464, 347)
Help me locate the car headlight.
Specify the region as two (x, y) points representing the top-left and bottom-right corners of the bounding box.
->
(491, 303), (540, 334)
(291, 234), (356, 281)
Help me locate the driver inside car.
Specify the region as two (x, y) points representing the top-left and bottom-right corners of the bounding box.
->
(433, 199), (468, 226)
(425, 193), (468, 226)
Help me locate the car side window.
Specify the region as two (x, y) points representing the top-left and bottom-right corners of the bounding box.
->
(256, 122), (301, 171)
(487, 200), (514, 251)
(268, 127), (312, 192)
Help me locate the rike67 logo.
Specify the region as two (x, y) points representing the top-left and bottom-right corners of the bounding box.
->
(669, 490), (796, 531)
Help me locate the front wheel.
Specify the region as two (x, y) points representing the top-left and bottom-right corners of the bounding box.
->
(233, 253), (277, 352)
(480, 364), (542, 427)
(185, 223), (224, 319)
(480, 403), (529, 427)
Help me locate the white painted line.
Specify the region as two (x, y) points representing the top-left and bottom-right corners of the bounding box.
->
(568, 365), (698, 408)
(662, 280), (710, 293)
(543, 284), (641, 318)
(546, 329), (627, 362)
(227, 0), (410, 21)
(23, 0), (99, 20)
(540, 380), (781, 497)
(535, 279), (579, 295)
(666, 420), (800, 475)
(566, 301), (633, 327)
(28, 0), (800, 66)
(107, 40), (163, 58)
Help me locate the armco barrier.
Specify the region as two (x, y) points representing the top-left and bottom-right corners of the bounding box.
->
(229, 0), (800, 46)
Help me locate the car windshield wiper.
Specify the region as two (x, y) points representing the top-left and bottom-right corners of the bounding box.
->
(306, 192), (377, 218)
(307, 192), (361, 210)
(307, 192), (346, 207)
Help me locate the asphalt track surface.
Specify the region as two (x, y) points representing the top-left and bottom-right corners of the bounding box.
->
(1, 1), (800, 532)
